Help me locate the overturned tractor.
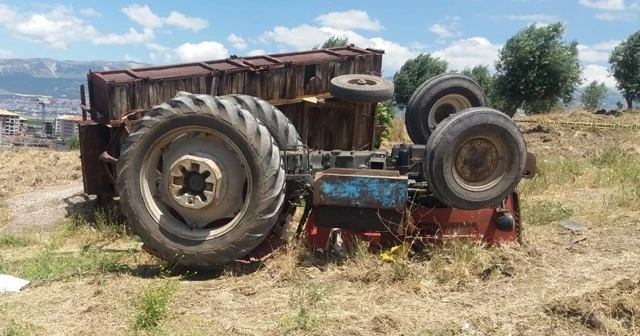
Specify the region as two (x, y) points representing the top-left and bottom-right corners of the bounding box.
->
(77, 47), (536, 267)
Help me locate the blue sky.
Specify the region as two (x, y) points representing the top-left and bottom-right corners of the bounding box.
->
(0, 0), (638, 88)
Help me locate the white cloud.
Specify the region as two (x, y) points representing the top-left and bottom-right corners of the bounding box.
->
(80, 8), (100, 17)
(124, 54), (141, 62)
(432, 37), (502, 71)
(247, 49), (266, 56)
(227, 34), (248, 50)
(164, 11), (209, 31)
(577, 40), (620, 62)
(500, 14), (561, 22)
(0, 4), (156, 49)
(581, 64), (617, 88)
(93, 28), (155, 45)
(0, 49), (15, 57)
(578, 0), (625, 10)
(121, 4), (163, 29)
(121, 4), (209, 32)
(314, 10), (384, 31)
(259, 24), (418, 74)
(594, 11), (636, 20)
(496, 13), (562, 26)
(428, 16), (462, 39)
(148, 41), (229, 63)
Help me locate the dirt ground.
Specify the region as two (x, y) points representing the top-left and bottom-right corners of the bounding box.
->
(1, 111), (639, 336)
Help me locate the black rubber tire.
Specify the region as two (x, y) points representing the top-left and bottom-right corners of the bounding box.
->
(405, 74), (487, 145)
(217, 94), (304, 228)
(115, 93), (286, 267)
(424, 107), (527, 210)
(218, 94), (302, 148)
(404, 73), (450, 142)
(329, 74), (394, 103)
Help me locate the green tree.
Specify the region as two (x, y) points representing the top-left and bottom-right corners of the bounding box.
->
(65, 132), (79, 150)
(312, 36), (349, 50)
(609, 31), (640, 109)
(392, 53), (448, 108)
(375, 102), (394, 148)
(580, 80), (608, 111)
(461, 64), (499, 107)
(494, 22), (583, 114)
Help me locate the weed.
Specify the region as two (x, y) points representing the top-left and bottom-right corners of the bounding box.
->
(0, 320), (38, 336)
(2, 246), (128, 281)
(62, 208), (129, 240)
(521, 200), (574, 226)
(131, 278), (179, 332)
(0, 234), (33, 248)
(279, 282), (331, 334)
(427, 239), (495, 283)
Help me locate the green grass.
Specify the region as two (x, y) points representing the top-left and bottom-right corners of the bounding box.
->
(131, 279), (179, 332)
(0, 320), (39, 336)
(0, 246), (129, 281)
(279, 282), (332, 335)
(519, 146), (640, 205)
(0, 234), (33, 248)
(521, 200), (574, 226)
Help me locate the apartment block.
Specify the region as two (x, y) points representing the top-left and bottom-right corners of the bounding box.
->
(0, 109), (20, 136)
(55, 115), (83, 140)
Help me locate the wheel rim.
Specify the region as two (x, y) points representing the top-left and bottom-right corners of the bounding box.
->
(346, 77), (379, 87)
(428, 94), (472, 130)
(451, 134), (508, 192)
(139, 126), (252, 241)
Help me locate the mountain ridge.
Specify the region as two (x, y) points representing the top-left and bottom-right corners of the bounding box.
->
(0, 58), (625, 110)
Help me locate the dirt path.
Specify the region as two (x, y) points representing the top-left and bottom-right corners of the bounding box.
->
(3, 183), (89, 233)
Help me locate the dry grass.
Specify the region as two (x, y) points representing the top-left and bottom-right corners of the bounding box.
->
(1, 111), (640, 335)
(0, 148), (81, 199)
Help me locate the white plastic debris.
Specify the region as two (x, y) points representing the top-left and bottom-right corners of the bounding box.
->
(0, 274), (30, 293)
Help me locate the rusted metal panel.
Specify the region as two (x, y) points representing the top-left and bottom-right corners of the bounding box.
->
(79, 121), (113, 196)
(312, 168), (408, 210)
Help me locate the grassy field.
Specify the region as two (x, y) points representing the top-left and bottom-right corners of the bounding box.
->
(1, 110), (639, 335)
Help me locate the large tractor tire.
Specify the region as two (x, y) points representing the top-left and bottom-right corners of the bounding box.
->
(424, 107), (527, 210)
(217, 94), (302, 149)
(115, 93), (286, 267)
(405, 73), (487, 145)
(217, 94), (304, 229)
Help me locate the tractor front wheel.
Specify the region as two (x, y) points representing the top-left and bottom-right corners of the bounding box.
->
(115, 94), (286, 267)
(425, 107), (527, 210)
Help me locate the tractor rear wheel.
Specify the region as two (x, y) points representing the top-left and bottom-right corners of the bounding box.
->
(115, 94), (286, 267)
(217, 94), (304, 230)
(425, 107), (527, 210)
(405, 74), (487, 145)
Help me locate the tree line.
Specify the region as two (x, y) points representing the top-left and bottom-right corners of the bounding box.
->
(318, 23), (640, 114)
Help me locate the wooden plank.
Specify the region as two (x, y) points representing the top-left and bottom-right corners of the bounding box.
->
(315, 62), (329, 93)
(198, 76), (207, 94)
(211, 74), (220, 95)
(296, 65), (306, 97)
(269, 92), (332, 106)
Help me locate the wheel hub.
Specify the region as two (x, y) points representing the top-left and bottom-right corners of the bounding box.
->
(348, 78), (377, 86)
(455, 138), (499, 183)
(168, 154), (224, 209)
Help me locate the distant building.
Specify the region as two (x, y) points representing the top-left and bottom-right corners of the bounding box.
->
(55, 114), (83, 140)
(42, 121), (54, 138)
(0, 109), (20, 136)
(19, 117), (28, 134)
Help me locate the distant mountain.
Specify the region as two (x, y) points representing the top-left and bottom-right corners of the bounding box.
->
(0, 58), (151, 98)
(572, 86), (625, 110)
